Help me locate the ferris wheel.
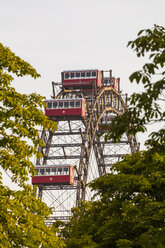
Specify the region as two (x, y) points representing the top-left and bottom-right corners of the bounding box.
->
(33, 69), (139, 223)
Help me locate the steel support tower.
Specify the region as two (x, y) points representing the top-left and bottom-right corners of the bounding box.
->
(36, 70), (139, 223)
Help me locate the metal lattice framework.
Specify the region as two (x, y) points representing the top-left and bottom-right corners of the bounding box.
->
(35, 71), (139, 223)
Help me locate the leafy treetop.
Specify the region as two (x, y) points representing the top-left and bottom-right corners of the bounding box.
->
(0, 43), (64, 248)
(105, 24), (165, 145)
(0, 43), (40, 78)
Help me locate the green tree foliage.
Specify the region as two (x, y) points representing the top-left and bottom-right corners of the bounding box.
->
(63, 144), (165, 248)
(61, 25), (165, 248)
(0, 43), (64, 247)
(105, 24), (165, 142)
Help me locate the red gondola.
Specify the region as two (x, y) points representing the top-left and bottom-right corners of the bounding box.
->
(103, 77), (119, 91)
(62, 69), (102, 90)
(45, 98), (86, 121)
(32, 165), (74, 185)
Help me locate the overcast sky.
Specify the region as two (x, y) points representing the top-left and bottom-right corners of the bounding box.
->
(1, 0), (165, 147)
